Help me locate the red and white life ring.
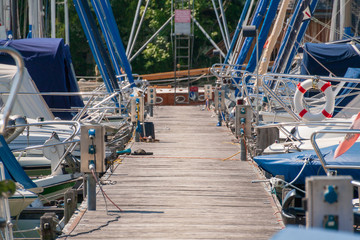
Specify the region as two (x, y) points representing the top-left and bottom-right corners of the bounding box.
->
(294, 79), (335, 121)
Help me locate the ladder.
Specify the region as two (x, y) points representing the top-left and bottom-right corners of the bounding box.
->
(172, 0), (194, 104)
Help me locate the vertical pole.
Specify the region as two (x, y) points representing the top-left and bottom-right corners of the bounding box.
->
(28, 0), (33, 37)
(64, 0), (69, 45)
(340, 0), (345, 39)
(38, 0), (43, 38)
(174, 34), (177, 105)
(211, 0), (228, 51)
(4, 0), (10, 34)
(87, 173), (96, 210)
(126, 0), (143, 56)
(329, 0), (338, 42)
(0, 0), (3, 27)
(240, 138), (246, 161)
(150, 105), (153, 117)
(218, 0), (230, 49)
(255, 29), (259, 125)
(51, 0), (56, 38)
(128, 0), (150, 57)
(10, 0), (18, 39)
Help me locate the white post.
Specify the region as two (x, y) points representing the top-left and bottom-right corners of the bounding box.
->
(38, 0), (43, 38)
(64, 0), (69, 45)
(28, 0), (34, 37)
(329, 0), (338, 42)
(0, 0), (4, 27)
(51, 0), (56, 38)
(4, 0), (10, 32)
(340, 0), (345, 39)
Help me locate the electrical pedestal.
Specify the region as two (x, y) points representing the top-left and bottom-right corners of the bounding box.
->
(214, 89), (225, 126)
(305, 176), (353, 231)
(80, 124), (106, 211)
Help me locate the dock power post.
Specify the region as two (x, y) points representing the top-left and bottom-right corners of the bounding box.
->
(80, 124), (106, 211)
(204, 84), (213, 110)
(305, 176), (353, 231)
(131, 96), (144, 142)
(147, 87), (156, 117)
(235, 100), (252, 161)
(214, 89), (225, 126)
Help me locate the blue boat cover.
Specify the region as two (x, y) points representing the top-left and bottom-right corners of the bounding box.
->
(0, 38), (84, 120)
(271, 226), (360, 240)
(300, 42), (360, 77)
(253, 142), (360, 185)
(0, 135), (36, 189)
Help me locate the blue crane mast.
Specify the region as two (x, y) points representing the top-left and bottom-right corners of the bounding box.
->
(73, 0), (135, 94)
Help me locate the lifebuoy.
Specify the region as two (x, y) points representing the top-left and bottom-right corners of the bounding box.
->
(175, 95), (186, 103)
(294, 79), (334, 121)
(156, 96), (163, 104)
(198, 95), (205, 101)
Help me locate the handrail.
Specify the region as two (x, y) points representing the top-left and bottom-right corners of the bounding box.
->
(310, 129), (360, 175)
(6, 121), (81, 143)
(0, 47), (25, 135)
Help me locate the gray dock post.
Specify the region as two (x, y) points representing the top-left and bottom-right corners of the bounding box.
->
(149, 105), (154, 117)
(135, 131), (140, 142)
(239, 138), (246, 161)
(64, 189), (78, 224)
(87, 173), (96, 210)
(40, 212), (57, 240)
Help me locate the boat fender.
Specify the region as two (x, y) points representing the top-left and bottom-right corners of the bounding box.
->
(156, 96), (163, 104)
(294, 79), (334, 121)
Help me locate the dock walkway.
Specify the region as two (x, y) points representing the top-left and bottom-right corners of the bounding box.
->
(63, 106), (282, 239)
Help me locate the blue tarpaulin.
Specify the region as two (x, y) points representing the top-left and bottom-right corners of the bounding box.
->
(0, 38), (84, 120)
(300, 42), (360, 77)
(253, 142), (360, 185)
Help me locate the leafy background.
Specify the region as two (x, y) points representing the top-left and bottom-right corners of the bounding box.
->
(18, 0), (244, 76)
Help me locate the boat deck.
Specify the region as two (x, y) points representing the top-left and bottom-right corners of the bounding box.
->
(63, 106), (283, 239)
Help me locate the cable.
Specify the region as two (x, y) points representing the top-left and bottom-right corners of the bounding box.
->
(285, 158), (309, 187)
(222, 151), (241, 161)
(91, 169), (122, 212)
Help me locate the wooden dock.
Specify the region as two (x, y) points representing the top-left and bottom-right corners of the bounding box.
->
(63, 106), (283, 239)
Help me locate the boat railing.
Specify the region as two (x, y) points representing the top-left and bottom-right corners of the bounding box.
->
(256, 121), (352, 147)
(9, 121), (81, 152)
(226, 72), (360, 124)
(0, 47), (25, 135)
(311, 129), (360, 175)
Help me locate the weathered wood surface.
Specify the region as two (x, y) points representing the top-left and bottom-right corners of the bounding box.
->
(64, 106), (282, 239)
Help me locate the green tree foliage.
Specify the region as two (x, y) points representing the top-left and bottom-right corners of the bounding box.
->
(59, 0), (244, 75)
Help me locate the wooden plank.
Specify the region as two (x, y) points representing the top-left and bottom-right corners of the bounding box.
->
(63, 106), (283, 239)
(140, 68), (210, 81)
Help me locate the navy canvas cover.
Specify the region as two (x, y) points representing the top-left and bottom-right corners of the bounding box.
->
(300, 42), (360, 77)
(253, 142), (360, 185)
(0, 38), (84, 119)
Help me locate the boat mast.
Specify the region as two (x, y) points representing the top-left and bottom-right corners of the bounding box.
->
(340, 0), (352, 39)
(329, 0), (338, 41)
(64, 0), (69, 44)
